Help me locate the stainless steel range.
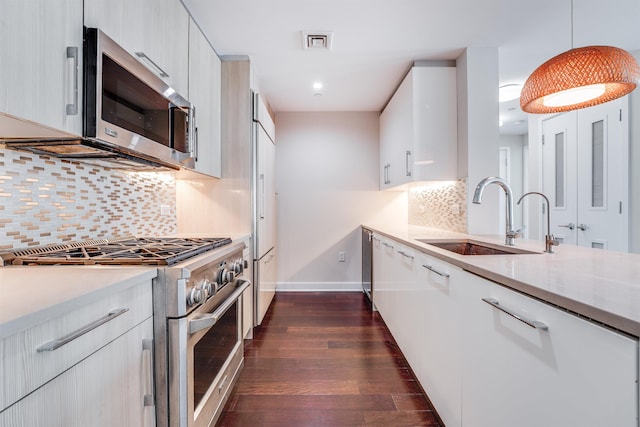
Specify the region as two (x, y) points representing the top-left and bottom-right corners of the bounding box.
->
(1, 237), (249, 427)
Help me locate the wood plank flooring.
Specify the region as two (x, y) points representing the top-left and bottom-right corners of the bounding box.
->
(217, 292), (443, 427)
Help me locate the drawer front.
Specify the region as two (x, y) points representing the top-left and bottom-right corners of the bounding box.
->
(0, 280), (152, 410)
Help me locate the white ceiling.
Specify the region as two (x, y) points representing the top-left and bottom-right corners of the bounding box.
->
(181, 0), (640, 135)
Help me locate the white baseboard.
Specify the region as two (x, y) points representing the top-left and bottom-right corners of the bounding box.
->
(276, 282), (362, 292)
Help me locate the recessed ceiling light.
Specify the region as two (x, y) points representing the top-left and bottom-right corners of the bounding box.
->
(313, 82), (323, 90)
(499, 84), (523, 102)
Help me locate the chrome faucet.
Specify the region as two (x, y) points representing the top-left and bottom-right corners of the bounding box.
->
(517, 191), (559, 253)
(472, 176), (519, 246)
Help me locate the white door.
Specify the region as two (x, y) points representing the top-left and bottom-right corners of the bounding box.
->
(575, 100), (629, 250)
(542, 111), (578, 246)
(542, 97), (629, 251)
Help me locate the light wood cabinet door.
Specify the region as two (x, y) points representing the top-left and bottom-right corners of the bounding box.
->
(0, 318), (155, 427)
(85, 0), (189, 96)
(188, 20), (222, 178)
(0, 0), (83, 136)
(460, 271), (638, 427)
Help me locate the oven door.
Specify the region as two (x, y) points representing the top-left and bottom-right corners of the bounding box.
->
(167, 280), (250, 427)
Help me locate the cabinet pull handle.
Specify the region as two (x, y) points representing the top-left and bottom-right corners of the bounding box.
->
(37, 308), (129, 352)
(422, 264), (450, 278)
(482, 298), (548, 330)
(135, 52), (170, 78)
(382, 242), (394, 249)
(142, 338), (155, 407)
(398, 250), (414, 259)
(405, 150), (412, 177)
(66, 46), (79, 115)
(259, 173), (266, 219)
(372, 237), (381, 242)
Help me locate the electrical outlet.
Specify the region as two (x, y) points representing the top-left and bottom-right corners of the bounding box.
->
(160, 205), (171, 216)
(338, 251), (346, 262)
(450, 204), (461, 215)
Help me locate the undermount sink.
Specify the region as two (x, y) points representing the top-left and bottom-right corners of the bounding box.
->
(416, 239), (539, 255)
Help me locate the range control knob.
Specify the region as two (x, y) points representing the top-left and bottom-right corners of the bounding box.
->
(186, 287), (205, 306)
(232, 259), (244, 274)
(199, 279), (214, 297)
(218, 268), (235, 285)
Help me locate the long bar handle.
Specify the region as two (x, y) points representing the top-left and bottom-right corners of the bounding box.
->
(397, 250), (414, 260)
(66, 46), (79, 115)
(482, 298), (548, 330)
(421, 264), (450, 278)
(37, 308), (129, 352)
(135, 52), (170, 78)
(382, 242), (394, 249)
(142, 338), (155, 407)
(189, 280), (251, 335)
(259, 173), (265, 219)
(405, 150), (412, 177)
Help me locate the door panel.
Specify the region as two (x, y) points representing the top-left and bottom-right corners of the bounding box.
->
(542, 111), (577, 246)
(541, 97), (628, 252)
(576, 98), (629, 251)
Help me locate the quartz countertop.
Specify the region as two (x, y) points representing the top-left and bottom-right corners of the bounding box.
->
(0, 266), (157, 339)
(364, 224), (640, 337)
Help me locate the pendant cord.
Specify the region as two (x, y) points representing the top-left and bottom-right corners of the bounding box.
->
(570, 0), (574, 49)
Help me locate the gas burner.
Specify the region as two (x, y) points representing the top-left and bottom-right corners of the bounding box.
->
(2, 237), (232, 266)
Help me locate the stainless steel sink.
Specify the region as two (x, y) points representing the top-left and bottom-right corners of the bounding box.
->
(416, 239), (539, 255)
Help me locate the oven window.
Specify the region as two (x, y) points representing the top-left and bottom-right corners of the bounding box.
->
(101, 55), (171, 147)
(193, 301), (239, 409)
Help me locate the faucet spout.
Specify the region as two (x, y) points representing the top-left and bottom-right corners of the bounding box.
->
(517, 191), (559, 253)
(472, 176), (517, 246)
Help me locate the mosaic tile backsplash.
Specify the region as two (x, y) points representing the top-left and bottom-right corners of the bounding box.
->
(0, 146), (177, 250)
(408, 180), (467, 233)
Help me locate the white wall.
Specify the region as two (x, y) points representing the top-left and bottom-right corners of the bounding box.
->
(275, 112), (407, 291)
(457, 47), (501, 236)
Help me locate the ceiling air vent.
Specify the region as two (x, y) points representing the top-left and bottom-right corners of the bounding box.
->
(301, 31), (334, 51)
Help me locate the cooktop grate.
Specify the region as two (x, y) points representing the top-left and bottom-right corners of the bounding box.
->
(2, 237), (232, 266)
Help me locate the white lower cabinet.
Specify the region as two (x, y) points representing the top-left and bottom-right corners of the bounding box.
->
(460, 270), (638, 427)
(368, 231), (639, 427)
(416, 253), (462, 427)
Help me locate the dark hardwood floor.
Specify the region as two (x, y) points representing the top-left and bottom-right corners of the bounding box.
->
(217, 292), (443, 427)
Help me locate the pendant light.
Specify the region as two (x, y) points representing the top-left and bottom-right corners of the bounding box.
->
(520, 0), (640, 114)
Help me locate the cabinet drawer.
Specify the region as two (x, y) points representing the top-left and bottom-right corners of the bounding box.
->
(0, 280), (152, 410)
(462, 274), (638, 427)
(0, 318), (154, 427)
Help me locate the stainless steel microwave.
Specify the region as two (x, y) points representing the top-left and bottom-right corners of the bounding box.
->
(82, 27), (195, 169)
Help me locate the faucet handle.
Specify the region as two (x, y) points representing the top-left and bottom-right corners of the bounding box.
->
(507, 226), (526, 239)
(544, 234), (560, 253)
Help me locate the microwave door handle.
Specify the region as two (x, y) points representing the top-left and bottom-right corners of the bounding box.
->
(188, 280), (251, 335)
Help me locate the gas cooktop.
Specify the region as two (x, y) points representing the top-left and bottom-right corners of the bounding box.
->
(1, 237), (232, 266)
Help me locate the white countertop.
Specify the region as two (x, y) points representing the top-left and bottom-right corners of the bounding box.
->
(364, 224), (640, 337)
(0, 266), (157, 339)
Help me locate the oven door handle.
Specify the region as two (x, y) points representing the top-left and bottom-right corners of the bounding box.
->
(189, 280), (251, 335)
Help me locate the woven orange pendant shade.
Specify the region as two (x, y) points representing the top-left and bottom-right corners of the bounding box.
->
(520, 45), (640, 114)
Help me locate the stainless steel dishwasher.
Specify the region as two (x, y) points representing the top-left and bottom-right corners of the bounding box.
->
(362, 227), (375, 309)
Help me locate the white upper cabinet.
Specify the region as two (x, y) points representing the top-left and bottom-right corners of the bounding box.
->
(188, 19), (222, 178)
(379, 66), (458, 189)
(85, 0), (189, 96)
(0, 0), (84, 137)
